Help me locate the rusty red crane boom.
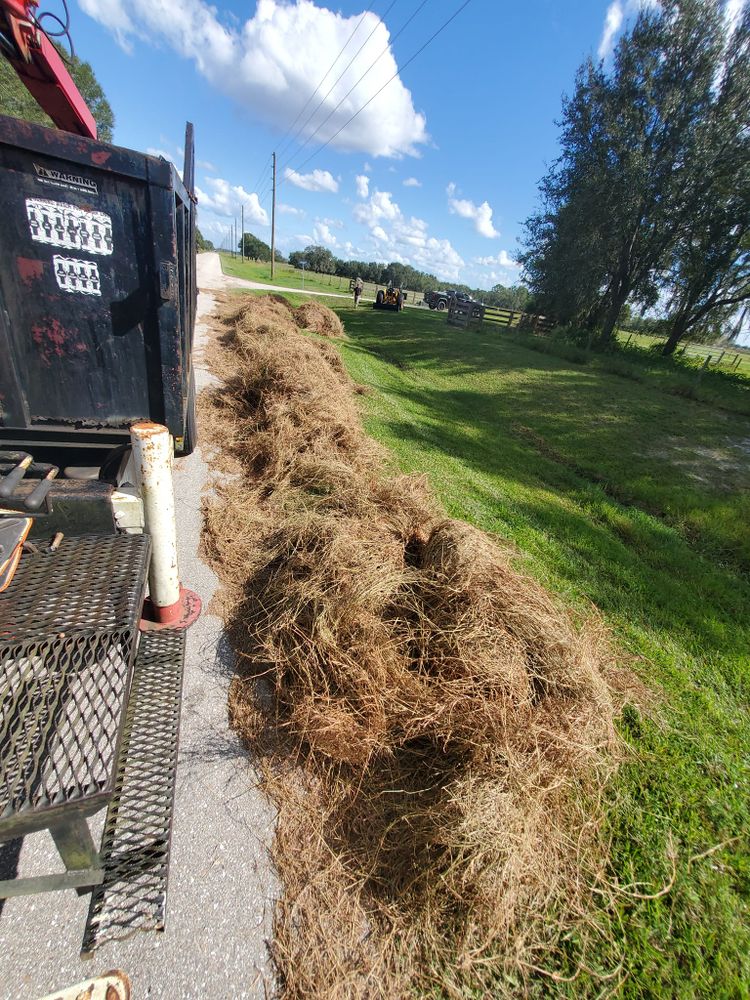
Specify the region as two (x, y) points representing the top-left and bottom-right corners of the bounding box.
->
(0, 0), (96, 138)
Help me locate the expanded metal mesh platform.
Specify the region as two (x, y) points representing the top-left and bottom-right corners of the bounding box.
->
(82, 628), (186, 955)
(0, 534), (150, 838)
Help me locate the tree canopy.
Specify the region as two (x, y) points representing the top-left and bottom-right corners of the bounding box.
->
(0, 47), (114, 141)
(239, 232), (272, 261)
(196, 228), (215, 252)
(520, 0), (750, 352)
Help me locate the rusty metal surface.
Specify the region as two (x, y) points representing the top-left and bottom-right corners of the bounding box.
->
(81, 629), (186, 956)
(0, 113), (196, 454)
(0, 534), (150, 839)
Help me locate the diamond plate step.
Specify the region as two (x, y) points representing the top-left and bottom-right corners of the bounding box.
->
(81, 628), (186, 957)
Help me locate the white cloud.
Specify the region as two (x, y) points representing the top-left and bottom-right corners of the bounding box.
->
(725, 0), (746, 33)
(79, 0), (429, 158)
(284, 167), (339, 193)
(473, 250), (519, 268)
(403, 177), (422, 187)
(278, 203), (305, 216)
(196, 217), (230, 244)
(353, 188), (465, 280)
(597, 0), (659, 60)
(363, 162), (372, 173)
(353, 188), (400, 226)
(195, 176), (269, 225)
(598, 1), (625, 60)
(146, 144), (186, 180)
(312, 221), (338, 246)
(446, 183), (499, 239)
(146, 147), (178, 165)
(355, 174), (370, 199)
(148, 139), (219, 177)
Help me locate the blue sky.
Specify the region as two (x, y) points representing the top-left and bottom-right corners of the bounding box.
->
(69, 0), (649, 289)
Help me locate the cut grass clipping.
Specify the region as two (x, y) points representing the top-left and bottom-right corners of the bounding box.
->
(202, 295), (622, 996)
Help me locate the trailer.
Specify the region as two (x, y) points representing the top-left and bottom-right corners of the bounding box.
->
(0, 0), (201, 953)
(0, 114), (197, 462)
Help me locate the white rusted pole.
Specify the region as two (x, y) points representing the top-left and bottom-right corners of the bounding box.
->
(130, 421), (181, 620)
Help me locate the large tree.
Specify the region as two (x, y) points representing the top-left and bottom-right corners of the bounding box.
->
(239, 232), (271, 261)
(0, 47), (114, 140)
(196, 228), (215, 252)
(290, 245), (336, 274)
(658, 12), (750, 353)
(520, 0), (748, 349)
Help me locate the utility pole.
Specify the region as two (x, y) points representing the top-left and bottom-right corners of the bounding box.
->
(241, 204), (244, 261)
(271, 151), (277, 279)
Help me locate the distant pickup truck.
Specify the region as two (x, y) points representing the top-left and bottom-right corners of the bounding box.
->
(423, 289), (483, 315)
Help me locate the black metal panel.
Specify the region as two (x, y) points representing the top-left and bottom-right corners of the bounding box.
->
(82, 628), (186, 956)
(0, 534), (150, 839)
(0, 115), (196, 451)
(21, 479), (117, 538)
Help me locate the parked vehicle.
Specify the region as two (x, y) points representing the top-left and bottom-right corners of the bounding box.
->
(423, 289), (480, 309)
(424, 289), (484, 316)
(373, 285), (404, 311)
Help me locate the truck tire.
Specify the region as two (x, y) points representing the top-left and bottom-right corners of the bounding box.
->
(437, 299), (446, 311)
(428, 302), (436, 310)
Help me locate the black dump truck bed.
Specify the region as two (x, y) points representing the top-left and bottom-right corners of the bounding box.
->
(0, 115), (196, 457)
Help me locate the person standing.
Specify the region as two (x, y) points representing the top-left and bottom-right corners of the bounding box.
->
(353, 276), (363, 307)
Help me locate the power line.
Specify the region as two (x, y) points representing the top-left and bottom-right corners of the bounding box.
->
(249, 153), (273, 199)
(293, 0), (474, 175)
(277, 0), (398, 163)
(275, 7), (373, 160)
(282, 0), (430, 174)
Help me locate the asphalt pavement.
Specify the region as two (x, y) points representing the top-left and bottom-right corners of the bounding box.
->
(0, 254), (277, 999)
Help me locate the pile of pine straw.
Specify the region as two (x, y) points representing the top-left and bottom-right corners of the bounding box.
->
(202, 294), (621, 997)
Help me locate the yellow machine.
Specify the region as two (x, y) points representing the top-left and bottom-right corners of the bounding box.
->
(373, 286), (404, 311)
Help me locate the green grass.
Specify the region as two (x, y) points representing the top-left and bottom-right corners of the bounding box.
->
(617, 329), (750, 376)
(240, 293), (750, 997)
(219, 252), (353, 295)
(218, 253), (427, 305)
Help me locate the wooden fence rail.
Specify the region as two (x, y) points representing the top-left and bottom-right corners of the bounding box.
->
(482, 306), (555, 333)
(447, 299), (556, 334)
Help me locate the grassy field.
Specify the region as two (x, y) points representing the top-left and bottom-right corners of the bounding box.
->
(242, 291), (750, 996)
(219, 251), (352, 295)
(617, 328), (750, 375)
(218, 252), (427, 305)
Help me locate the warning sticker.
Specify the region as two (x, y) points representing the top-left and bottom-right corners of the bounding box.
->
(33, 162), (98, 196)
(53, 255), (101, 296)
(26, 198), (113, 256)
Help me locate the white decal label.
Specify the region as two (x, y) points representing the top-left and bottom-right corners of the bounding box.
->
(53, 255), (101, 296)
(26, 198), (113, 256)
(33, 162), (98, 195)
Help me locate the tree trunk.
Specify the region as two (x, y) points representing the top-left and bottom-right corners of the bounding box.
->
(662, 314), (691, 355)
(598, 287), (630, 346)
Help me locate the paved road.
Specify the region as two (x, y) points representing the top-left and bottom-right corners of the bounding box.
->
(0, 255), (276, 999)
(201, 250), (351, 299)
